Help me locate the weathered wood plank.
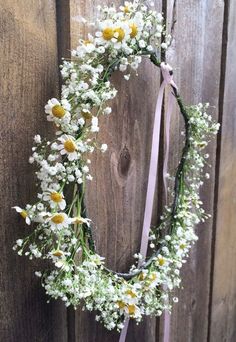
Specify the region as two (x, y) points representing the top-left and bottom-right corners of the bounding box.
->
(56, 0), (71, 68)
(161, 1), (224, 341)
(68, 0), (162, 341)
(0, 1), (67, 341)
(209, 1), (236, 341)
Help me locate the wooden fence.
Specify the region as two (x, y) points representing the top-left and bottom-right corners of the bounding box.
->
(0, 0), (235, 341)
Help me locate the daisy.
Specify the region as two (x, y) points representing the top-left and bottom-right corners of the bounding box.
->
(54, 259), (70, 271)
(95, 20), (131, 49)
(81, 108), (92, 120)
(49, 248), (70, 271)
(82, 35), (96, 53)
(155, 254), (167, 267)
(43, 190), (66, 210)
(124, 289), (138, 305)
(45, 98), (71, 122)
(117, 300), (140, 318)
(51, 249), (64, 257)
(49, 212), (71, 230)
(95, 19), (114, 44)
(112, 21), (131, 49)
(147, 271), (160, 288)
(57, 135), (79, 161)
(72, 216), (91, 226)
(128, 18), (143, 41)
(12, 206), (31, 225)
(120, 1), (139, 14)
(125, 304), (140, 317)
(120, 2), (132, 14)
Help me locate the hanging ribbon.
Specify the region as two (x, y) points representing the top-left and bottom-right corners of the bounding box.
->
(119, 62), (177, 342)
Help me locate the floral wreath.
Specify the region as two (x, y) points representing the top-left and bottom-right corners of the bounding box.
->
(13, 1), (219, 332)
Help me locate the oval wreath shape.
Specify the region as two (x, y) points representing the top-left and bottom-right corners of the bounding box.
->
(13, 1), (219, 331)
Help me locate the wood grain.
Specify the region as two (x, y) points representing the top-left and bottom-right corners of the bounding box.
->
(209, 1), (236, 341)
(1, 1), (235, 341)
(162, 1), (224, 341)
(69, 0), (162, 341)
(0, 1), (67, 341)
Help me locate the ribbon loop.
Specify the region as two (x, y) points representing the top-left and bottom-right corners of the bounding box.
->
(161, 62), (174, 84)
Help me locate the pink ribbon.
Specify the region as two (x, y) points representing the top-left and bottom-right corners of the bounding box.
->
(119, 63), (177, 342)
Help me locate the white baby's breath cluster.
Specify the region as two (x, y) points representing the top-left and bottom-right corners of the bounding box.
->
(13, 0), (219, 331)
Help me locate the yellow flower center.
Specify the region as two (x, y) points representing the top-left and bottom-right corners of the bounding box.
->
(20, 210), (27, 219)
(50, 192), (63, 203)
(83, 39), (91, 45)
(124, 6), (130, 14)
(128, 304), (136, 315)
(81, 110), (92, 120)
(158, 257), (165, 266)
(197, 141), (207, 148)
(102, 27), (115, 40)
(138, 272), (146, 281)
(117, 301), (126, 309)
(64, 139), (76, 153)
(180, 243), (186, 250)
(130, 23), (138, 38)
(52, 250), (64, 257)
(51, 214), (65, 224)
(149, 272), (158, 281)
(73, 216), (86, 225)
(52, 105), (66, 118)
(114, 27), (125, 42)
(125, 289), (137, 298)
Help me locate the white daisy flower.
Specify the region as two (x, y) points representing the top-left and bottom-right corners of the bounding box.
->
(71, 216), (91, 226)
(95, 19), (114, 43)
(123, 288), (138, 305)
(147, 271), (160, 288)
(120, 3), (130, 14)
(120, 1), (137, 14)
(117, 300), (140, 318)
(49, 213), (71, 230)
(12, 206), (31, 225)
(57, 135), (79, 161)
(45, 98), (71, 122)
(155, 254), (167, 267)
(126, 304), (141, 318)
(82, 41), (96, 53)
(51, 249), (65, 257)
(43, 190), (66, 210)
(55, 259), (70, 272)
(128, 17), (144, 41)
(95, 20), (131, 48)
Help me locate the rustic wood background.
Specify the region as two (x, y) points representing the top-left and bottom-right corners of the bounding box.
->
(0, 0), (235, 341)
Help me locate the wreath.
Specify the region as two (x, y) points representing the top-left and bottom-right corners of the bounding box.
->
(13, 1), (219, 331)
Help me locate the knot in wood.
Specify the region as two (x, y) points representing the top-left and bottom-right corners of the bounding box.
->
(118, 145), (131, 177)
